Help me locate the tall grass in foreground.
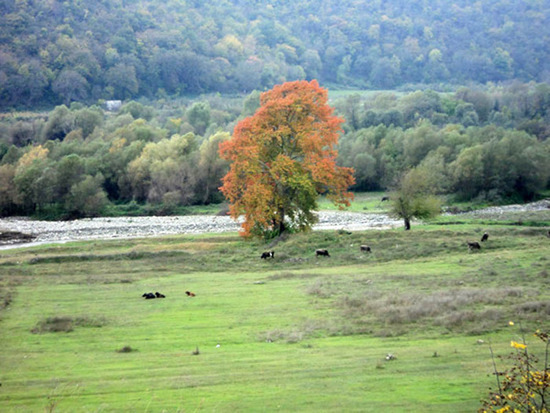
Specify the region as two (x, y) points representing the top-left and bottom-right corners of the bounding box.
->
(0, 220), (548, 411)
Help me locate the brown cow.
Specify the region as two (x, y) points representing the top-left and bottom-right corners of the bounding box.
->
(186, 291), (196, 297)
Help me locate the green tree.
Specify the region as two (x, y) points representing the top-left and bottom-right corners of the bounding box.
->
(42, 105), (75, 141)
(127, 132), (198, 204)
(74, 107), (104, 138)
(64, 174), (108, 217)
(52, 69), (89, 105)
(450, 145), (484, 200)
(13, 145), (52, 212)
(402, 121), (442, 167)
(0, 164), (17, 215)
(186, 102), (211, 136)
(389, 167), (442, 230)
(197, 131), (230, 204)
(335, 94), (363, 132)
(119, 101), (155, 121)
(56, 154), (85, 198)
(105, 63), (138, 99)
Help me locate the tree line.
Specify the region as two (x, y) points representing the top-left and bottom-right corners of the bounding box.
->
(1, 0), (549, 109)
(335, 82), (550, 202)
(0, 98), (238, 218)
(0, 82), (549, 219)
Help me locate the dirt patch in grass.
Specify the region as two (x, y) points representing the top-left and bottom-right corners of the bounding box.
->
(28, 250), (188, 265)
(260, 319), (327, 343)
(0, 231), (35, 245)
(267, 272), (323, 281)
(116, 345), (137, 353)
(0, 290), (13, 311)
(515, 301), (550, 317)
(317, 286), (532, 335)
(31, 316), (107, 334)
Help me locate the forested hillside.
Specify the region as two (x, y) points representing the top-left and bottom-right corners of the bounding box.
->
(1, 0), (549, 108)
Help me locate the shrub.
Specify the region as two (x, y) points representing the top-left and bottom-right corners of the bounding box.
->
(116, 346), (137, 353)
(31, 316), (74, 333)
(31, 316), (106, 333)
(480, 329), (550, 412)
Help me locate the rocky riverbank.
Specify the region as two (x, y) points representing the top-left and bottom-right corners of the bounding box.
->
(1, 199), (548, 249)
(0, 211), (402, 249)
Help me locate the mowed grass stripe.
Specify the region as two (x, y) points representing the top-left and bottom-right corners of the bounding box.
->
(2, 335), (488, 411)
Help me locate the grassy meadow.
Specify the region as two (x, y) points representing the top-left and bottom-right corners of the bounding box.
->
(0, 204), (549, 412)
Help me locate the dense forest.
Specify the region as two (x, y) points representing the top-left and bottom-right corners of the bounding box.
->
(1, 0), (549, 108)
(1, 82), (549, 218)
(1, 0), (549, 218)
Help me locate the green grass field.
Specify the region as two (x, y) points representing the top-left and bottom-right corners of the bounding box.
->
(1, 211), (549, 411)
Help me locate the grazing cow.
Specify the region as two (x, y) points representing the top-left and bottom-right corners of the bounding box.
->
(155, 292), (166, 298)
(316, 249), (330, 257)
(381, 196), (390, 202)
(360, 245), (371, 253)
(481, 232), (489, 242)
(186, 291), (196, 297)
(142, 292), (156, 299)
(547, 230), (550, 238)
(261, 251), (275, 259)
(467, 241), (481, 251)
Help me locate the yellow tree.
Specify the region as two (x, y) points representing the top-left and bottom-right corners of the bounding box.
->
(219, 80), (355, 238)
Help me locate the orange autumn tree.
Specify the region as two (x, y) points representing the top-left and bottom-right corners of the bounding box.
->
(219, 80), (355, 238)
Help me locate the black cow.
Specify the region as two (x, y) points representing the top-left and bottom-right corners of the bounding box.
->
(467, 241), (481, 251)
(316, 249), (330, 257)
(155, 292), (166, 298)
(360, 245), (371, 252)
(381, 196), (390, 202)
(142, 292), (156, 299)
(481, 232), (489, 242)
(261, 251), (275, 259)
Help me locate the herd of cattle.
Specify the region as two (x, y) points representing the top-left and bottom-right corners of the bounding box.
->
(141, 229), (549, 300)
(466, 232), (489, 251)
(262, 231), (498, 261)
(261, 244), (371, 260)
(142, 292), (165, 299)
(141, 291), (196, 299)
(262, 229), (542, 260)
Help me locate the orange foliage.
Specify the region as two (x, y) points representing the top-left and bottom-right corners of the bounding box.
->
(219, 80), (355, 237)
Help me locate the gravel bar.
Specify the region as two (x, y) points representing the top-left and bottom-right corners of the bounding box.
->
(0, 211), (402, 249)
(2, 199), (547, 249)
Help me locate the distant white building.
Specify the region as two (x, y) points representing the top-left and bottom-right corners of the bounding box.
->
(104, 100), (122, 111)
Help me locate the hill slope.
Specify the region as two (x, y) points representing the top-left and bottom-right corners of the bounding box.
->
(1, 0), (549, 108)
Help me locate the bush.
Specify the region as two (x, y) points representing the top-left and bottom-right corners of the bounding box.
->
(116, 346), (137, 353)
(31, 316), (106, 333)
(480, 329), (550, 412)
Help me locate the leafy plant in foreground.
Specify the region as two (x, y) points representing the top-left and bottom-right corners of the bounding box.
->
(480, 328), (550, 412)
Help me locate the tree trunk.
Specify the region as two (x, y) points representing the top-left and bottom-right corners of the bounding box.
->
(278, 208), (286, 235)
(404, 217), (411, 230)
